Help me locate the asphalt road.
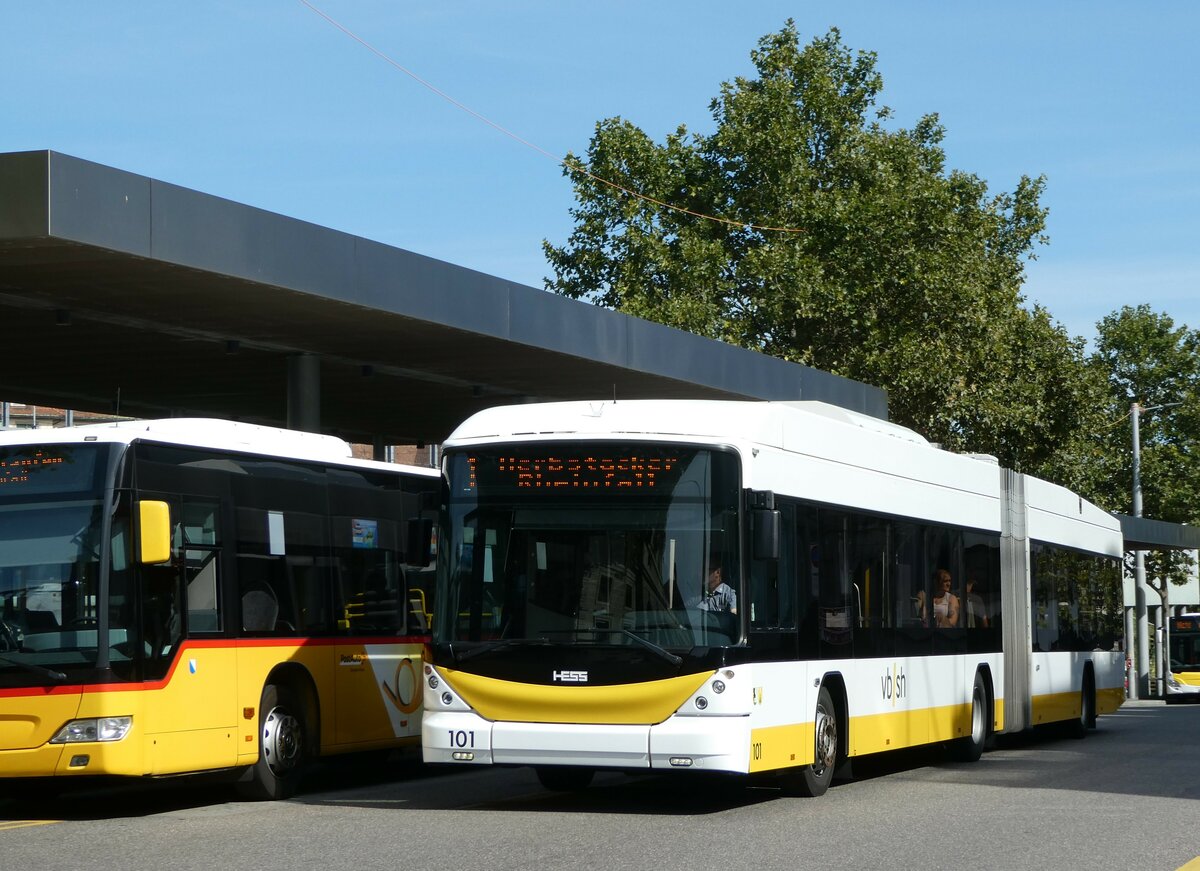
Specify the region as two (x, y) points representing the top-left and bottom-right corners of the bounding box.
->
(3, 701), (1198, 871)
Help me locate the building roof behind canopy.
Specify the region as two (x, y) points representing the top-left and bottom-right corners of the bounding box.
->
(0, 150), (886, 446)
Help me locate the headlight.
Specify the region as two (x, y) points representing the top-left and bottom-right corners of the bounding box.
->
(49, 716), (133, 744)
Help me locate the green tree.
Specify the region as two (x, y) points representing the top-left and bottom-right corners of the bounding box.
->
(1087, 305), (1200, 592)
(545, 23), (1100, 475)
(1090, 304), (1200, 523)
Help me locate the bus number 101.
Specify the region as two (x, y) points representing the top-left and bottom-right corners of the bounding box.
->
(449, 729), (475, 748)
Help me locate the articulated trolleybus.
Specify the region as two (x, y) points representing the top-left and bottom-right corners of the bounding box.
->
(0, 419), (437, 799)
(424, 400), (1125, 794)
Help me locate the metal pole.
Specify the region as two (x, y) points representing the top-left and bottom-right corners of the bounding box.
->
(1132, 402), (1151, 699)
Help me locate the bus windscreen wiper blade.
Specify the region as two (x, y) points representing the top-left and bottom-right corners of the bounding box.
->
(0, 655), (67, 681)
(618, 630), (682, 666)
(454, 638), (550, 663)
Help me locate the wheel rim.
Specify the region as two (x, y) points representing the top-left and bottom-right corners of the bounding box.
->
(970, 686), (985, 745)
(262, 705), (302, 777)
(813, 702), (837, 775)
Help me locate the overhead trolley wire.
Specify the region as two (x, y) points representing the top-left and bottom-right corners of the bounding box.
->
(297, 0), (805, 235)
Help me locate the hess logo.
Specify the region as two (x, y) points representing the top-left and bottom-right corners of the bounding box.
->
(553, 670), (588, 683)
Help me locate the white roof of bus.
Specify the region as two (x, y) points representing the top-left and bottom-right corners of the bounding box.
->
(0, 418), (438, 478)
(446, 399), (1122, 544)
(445, 399), (929, 448)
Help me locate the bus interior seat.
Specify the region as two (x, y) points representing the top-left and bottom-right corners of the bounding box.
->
(242, 587), (279, 632)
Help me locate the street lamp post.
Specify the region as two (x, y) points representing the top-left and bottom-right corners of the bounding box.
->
(1132, 403), (1149, 699)
(1131, 400), (1182, 700)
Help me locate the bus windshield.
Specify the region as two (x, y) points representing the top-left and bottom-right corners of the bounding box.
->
(1170, 617), (1200, 672)
(438, 444), (743, 653)
(0, 443), (119, 683)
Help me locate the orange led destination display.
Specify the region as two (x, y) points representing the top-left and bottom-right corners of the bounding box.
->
(0, 451), (67, 487)
(468, 454), (680, 490)
(0, 446), (98, 495)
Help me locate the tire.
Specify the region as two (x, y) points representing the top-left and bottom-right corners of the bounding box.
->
(781, 685), (838, 797)
(535, 766), (594, 791)
(1069, 672), (1095, 739)
(954, 672), (988, 762)
(237, 683), (308, 800)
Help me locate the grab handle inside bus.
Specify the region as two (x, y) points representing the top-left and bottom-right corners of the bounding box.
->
(137, 500), (172, 564)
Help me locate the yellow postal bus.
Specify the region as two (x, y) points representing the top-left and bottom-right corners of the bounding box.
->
(1, 418), (437, 798)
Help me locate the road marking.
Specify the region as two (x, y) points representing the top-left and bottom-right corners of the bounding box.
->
(0, 820), (61, 831)
(1176, 858), (1200, 871)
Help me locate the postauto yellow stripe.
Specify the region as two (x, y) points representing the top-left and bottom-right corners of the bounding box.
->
(440, 668), (712, 724)
(1173, 670), (1200, 687)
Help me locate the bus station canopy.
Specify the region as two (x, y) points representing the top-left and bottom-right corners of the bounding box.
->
(1115, 514), (1200, 552)
(0, 150), (885, 446)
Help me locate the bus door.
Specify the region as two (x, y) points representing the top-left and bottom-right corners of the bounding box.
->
(136, 492), (238, 774)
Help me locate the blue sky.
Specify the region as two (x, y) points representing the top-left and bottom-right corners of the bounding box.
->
(3, 2), (1197, 344)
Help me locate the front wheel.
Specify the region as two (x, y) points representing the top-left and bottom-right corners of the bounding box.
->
(237, 683), (308, 800)
(781, 685), (838, 797)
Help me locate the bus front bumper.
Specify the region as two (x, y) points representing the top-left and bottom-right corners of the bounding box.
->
(422, 710), (750, 773)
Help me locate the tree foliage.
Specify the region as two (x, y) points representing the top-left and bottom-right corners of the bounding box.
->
(1084, 305), (1200, 589)
(545, 23), (1101, 476)
(1088, 305), (1200, 524)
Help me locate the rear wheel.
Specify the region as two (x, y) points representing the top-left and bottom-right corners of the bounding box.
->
(1069, 672), (1095, 739)
(535, 766), (594, 791)
(237, 683), (308, 800)
(954, 672), (988, 762)
(781, 685), (837, 797)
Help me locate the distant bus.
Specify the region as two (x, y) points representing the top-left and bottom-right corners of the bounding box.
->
(1167, 614), (1200, 702)
(423, 400), (1125, 795)
(1, 419), (437, 798)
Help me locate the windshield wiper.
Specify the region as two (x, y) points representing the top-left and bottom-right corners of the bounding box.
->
(616, 629), (683, 666)
(0, 655), (67, 682)
(453, 638), (551, 664)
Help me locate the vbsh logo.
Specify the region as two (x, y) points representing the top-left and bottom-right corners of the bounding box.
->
(881, 664), (907, 703)
(553, 670), (589, 683)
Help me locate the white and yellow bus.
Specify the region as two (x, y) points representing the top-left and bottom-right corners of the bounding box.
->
(422, 400), (1125, 794)
(1167, 614), (1200, 702)
(1, 418), (437, 799)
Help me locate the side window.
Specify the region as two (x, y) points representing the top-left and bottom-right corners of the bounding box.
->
(332, 515), (406, 636)
(893, 521), (928, 657)
(179, 500), (222, 634)
(817, 510), (852, 657)
(849, 513), (890, 658)
(750, 502), (796, 630)
(236, 506), (332, 636)
(924, 526), (964, 630)
(964, 532), (1002, 653)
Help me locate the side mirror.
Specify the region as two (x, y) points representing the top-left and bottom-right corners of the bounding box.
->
(137, 500), (172, 564)
(752, 508), (781, 561)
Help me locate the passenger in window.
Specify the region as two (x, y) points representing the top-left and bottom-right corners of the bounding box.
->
(964, 575), (988, 628)
(698, 561), (738, 615)
(917, 569), (959, 628)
